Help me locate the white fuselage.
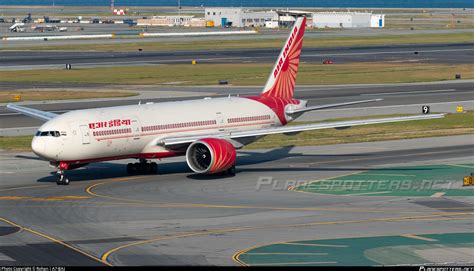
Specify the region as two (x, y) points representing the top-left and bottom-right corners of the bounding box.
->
(32, 96), (304, 164)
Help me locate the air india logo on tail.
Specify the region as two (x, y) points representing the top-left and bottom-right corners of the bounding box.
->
(274, 25), (299, 78)
(261, 16), (306, 99)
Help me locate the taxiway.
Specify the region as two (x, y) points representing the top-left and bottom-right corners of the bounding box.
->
(0, 135), (472, 265)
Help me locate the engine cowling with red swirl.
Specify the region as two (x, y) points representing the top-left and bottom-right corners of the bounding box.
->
(186, 138), (236, 174)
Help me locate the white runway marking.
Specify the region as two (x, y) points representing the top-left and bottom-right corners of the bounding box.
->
(361, 89), (456, 96)
(305, 48), (474, 57)
(430, 192), (446, 197)
(0, 252), (15, 262)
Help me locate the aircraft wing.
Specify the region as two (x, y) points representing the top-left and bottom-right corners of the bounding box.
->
(6, 103), (58, 121)
(286, 99), (383, 115)
(158, 114), (445, 147)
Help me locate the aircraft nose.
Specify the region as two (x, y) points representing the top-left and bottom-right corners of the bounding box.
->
(31, 137), (46, 158)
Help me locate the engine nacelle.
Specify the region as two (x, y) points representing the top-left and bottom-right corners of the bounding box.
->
(186, 138), (236, 174)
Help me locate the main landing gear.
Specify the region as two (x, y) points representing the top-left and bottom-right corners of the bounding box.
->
(127, 159), (158, 175)
(56, 169), (70, 185)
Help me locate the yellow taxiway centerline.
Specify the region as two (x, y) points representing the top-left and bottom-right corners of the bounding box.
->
(101, 212), (473, 265)
(0, 217), (111, 266)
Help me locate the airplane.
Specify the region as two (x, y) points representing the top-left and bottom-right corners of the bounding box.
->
(9, 22), (25, 32)
(7, 17), (444, 185)
(33, 24), (59, 32)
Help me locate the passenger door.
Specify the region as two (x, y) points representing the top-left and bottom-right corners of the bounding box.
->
(216, 112), (225, 131)
(131, 120), (140, 140)
(79, 125), (91, 144)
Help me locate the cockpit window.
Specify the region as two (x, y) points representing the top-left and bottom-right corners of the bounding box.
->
(36, 131), (61, 137)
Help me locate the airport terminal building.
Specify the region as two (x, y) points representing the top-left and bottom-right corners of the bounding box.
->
(204, 8), (278, 27)
(312, 12), (385, 28)
(205, 8), (384, 28)
(137, 16), (207, 27)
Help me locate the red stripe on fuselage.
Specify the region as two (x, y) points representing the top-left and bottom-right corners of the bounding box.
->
(245, 96), (300, 125)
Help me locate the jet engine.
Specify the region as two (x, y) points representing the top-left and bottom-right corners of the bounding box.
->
(186, 138), (236, 174)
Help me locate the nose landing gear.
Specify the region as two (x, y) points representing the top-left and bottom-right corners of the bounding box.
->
(126, 159), (158, 175)
(56, 169), (70, 185)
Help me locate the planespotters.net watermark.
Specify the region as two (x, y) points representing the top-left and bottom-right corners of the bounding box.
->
(419, 266), (474, 271)
(255, 176), (460, 192)
(255, 176), (309, 191)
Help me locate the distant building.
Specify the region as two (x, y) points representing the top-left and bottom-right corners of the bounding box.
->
(312, 12), (384, 28)
(137, 16), (194, 27)
(264, 20), (279, 28)
(276, 10), (313, 27)
(370, 14), (385, 28)
(204, 8), (278, 27)
(187, 18), (207, 27)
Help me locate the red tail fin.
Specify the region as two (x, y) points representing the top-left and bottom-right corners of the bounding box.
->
(260, 16), (306, 99)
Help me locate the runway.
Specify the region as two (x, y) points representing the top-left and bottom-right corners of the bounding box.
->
(0, 135), (472, 265)
(1, 80), (472, 132)
(2, 25), (473, 50)
(1, 43), (473, 70)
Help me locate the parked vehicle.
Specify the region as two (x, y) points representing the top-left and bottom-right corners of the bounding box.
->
(323, 59), (334, 64)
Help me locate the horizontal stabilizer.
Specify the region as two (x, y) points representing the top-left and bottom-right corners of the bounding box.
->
(7, 103), (58, 121)
(286, 99), (383, 114)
